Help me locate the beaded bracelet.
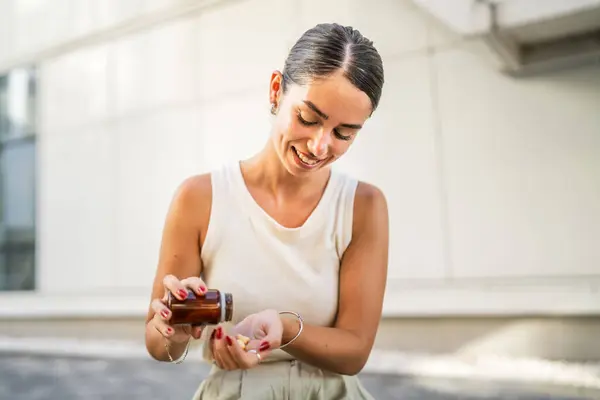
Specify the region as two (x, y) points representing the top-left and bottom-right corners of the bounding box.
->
(278, 310), (304, 349)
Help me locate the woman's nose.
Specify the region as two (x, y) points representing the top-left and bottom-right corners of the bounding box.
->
(307, 130), (329, 158)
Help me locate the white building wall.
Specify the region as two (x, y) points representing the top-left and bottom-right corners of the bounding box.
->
(0, 0), (599, 318)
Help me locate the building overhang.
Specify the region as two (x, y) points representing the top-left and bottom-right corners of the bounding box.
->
(412, 0), (600, 76)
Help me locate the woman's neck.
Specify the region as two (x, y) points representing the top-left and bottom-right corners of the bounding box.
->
(241, 141), (330, 198)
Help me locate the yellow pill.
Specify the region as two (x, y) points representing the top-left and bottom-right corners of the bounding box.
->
(236, 334), (250, 345)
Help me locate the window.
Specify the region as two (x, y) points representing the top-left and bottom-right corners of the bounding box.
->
(0, 67), (37, 291)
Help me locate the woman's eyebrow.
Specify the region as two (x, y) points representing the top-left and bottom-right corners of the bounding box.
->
(303, 100), (363, 129)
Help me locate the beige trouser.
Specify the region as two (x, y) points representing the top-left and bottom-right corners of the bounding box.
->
(192, 359), (375, 400)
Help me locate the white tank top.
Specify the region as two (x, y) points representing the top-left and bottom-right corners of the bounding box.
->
(200, 161), (358, 362)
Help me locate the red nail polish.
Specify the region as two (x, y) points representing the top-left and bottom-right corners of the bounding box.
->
(225, 336), (232, 346)
(160, 310), (169, 318)
(259, 342), (270, 352)
(166, 327), (172, 334)
(178, 289), (188, 299)
(216, 327), (223, 340)
(199, 286), (207, 293)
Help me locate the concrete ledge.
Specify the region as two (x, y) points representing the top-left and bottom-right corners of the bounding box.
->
(383, 277), (600, 317)
(2, 277), (600, 319)
(1, 336), (599, 390)
(0, 293), (149, 318)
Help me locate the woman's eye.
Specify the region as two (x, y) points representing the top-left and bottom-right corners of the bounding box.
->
(296, 110), (353, 141)
(334, 129), (352, 141)
(297, 112), (318, 126)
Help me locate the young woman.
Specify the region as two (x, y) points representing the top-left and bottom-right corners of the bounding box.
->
(145, 23), (388, 399)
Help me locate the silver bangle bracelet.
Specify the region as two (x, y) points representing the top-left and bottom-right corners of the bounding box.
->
(278, 310), (303, 349)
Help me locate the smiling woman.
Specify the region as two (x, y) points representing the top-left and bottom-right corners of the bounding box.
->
(278, 73), (373, 173)
(145, 22), (388, 400)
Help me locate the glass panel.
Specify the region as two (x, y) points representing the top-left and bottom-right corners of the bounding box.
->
(0, 76), (7, 137)
(0, 139), (36, 291)
(0, 67), (36, 142)
(0, 66), (36, 291)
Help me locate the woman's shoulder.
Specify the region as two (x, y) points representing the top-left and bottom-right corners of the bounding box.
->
(168, 173), (213, 225)
(170, 161), (240, 219)
(352, 180), (388, 233)
(328, 169), (387, 224)
(354, 180), (386, 203)
(331, 170), (385, 200)
(175, 173), (212, 203)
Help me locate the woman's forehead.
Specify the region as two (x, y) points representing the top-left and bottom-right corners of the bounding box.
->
(289, 74), (372, 120)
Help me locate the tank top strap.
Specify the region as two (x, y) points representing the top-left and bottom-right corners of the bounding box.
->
(329, 167), (358, 258)
(200, 163), (235, 260)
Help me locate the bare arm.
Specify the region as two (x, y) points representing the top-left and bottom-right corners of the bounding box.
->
(280, 182), (389, 375)
(145, 174), (212, 361)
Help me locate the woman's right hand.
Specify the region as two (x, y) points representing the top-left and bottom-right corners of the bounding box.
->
(149, 274), (207, 343)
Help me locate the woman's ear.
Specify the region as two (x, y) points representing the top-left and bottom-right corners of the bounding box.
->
(269, 70), (283, 109)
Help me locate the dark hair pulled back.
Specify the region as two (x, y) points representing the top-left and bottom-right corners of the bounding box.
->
(281, 23), (384, 112)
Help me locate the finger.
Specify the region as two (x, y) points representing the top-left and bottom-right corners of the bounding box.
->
(211, 339), (224, 369)
(260, 322), (283, 350)
(163, 274), (189, 300)
(151, 314), (175, 338)
(210, 327), (225, 369)
(246, 338), (271, 354)
(245, 338), (272, 365)
(247, 349), (267, 366)
(213, 339), (230, 370)
(150, 299), (171, 321)
(190, 325), (204, 340)
(180, 277), (208, 296)
(221, 335), (244, 370)
(216, 338), (238, 370)
(213, 328), (237, 370)
(225, 336), (258, 369)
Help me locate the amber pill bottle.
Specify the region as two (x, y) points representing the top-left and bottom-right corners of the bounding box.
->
(167, 289), (233, 326)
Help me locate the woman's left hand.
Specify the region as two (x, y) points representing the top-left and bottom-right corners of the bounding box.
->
(211, 309), (283, 370)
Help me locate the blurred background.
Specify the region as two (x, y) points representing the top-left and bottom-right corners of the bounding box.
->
(0, 0), (599, 399)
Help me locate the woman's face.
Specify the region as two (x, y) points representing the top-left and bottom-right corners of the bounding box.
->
(269, 70), (372, 176)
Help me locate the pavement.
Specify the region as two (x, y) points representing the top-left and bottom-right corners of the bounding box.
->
(1, 353), (599, 400)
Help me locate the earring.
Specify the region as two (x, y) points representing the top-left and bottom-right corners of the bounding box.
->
(270, 103), (277, 115)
